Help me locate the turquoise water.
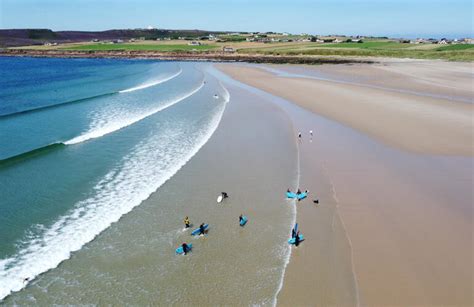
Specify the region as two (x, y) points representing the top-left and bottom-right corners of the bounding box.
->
(0, 57), (230, 300)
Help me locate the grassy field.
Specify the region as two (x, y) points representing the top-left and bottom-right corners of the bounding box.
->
(62, 43), (218, 52)
(10, 39), (474, 61)
(239, 41), (474, 61)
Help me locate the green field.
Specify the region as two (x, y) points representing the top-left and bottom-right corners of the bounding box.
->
(435, 44), (474, 51)
(63, 43), (218, 52)
(239, 41), (474, 61)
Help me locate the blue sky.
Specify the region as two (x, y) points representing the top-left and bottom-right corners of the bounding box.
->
(0, 0), (472, 38)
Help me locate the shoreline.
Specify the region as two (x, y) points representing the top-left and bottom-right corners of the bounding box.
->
(216, 62), (473, 306)
(0, 49), (376, 65)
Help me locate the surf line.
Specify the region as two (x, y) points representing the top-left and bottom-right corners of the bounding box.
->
(64, 81), (205, 145)
(118, 68), (183, 93)
(0, 86), (228, 302)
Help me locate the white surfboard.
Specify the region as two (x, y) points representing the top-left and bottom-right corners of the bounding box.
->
(217, 195), (223, 203)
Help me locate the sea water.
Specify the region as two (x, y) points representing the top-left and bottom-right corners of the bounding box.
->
(0, 58), (297, 304)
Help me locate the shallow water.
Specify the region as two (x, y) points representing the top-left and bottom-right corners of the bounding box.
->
(1, 59), (298, 304)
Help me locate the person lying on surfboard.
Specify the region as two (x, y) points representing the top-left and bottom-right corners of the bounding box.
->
(184, 216), (190, 228)
(297, 189), (301, 195)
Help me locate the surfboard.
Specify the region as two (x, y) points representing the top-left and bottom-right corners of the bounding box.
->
(286, 191), (297, 199)
(176, 243), (192, 254)
(217, 195), (223, 203)
(297, 192), (308, 200)
(191, 224), (209, 236)
(239, 216), (248, 226)
(288, 234), (304, 244)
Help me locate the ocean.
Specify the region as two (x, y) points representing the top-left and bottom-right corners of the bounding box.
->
(0, 57), (297, 304)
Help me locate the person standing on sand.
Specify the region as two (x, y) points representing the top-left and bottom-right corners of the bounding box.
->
(295, 231), (301, 246)
(184, 216), (190, 228)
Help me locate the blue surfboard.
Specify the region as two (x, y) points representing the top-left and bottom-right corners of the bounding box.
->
(286, 191), (297, 199)
(240, 216), (248, 226)
(297, 192), (308, 200)
(191, 224), (209, 236)
(176, 243), (192, 254)
(288, 234), (304, 244)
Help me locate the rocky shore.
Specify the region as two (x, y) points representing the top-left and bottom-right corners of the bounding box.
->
(0, 49), (374, 65)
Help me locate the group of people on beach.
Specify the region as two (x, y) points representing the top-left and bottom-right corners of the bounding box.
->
(179, 192), (243, 255)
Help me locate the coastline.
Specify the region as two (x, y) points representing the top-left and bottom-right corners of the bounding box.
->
(0, 49), (376, 65)
(217, 62), (473, 306)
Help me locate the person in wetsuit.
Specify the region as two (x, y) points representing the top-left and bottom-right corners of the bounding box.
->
(199, 223), (206, 235)
(295, 231), (301, 246)
(182, 243), (189, 255)
(184, 216), (190, 228)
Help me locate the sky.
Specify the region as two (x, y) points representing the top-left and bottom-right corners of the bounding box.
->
(0, 0), (472, 38)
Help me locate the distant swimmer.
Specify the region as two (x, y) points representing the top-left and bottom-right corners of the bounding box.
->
(184, 216), (191, 228)
(313, 199), (319, 204)
(23, 277), (30, 284)
(298, 132), (302, 139)
(310, 130), (313, 137)
(214, 94), (219, 99)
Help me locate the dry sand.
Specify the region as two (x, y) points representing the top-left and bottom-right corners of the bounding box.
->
(217, 62), (473, 306)
(218, 64), (473, 156)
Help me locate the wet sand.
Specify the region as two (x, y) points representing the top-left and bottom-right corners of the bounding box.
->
(218, 63), (473, 156)
(217, 62), (473, 306)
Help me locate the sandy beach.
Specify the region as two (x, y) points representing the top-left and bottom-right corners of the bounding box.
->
(219, 62), (473, 156)
(217, 61), (473, 306)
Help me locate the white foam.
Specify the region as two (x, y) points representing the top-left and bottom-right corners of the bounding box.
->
(64, 81), (204, 145)
(118, 68), (182, 93)
(0, 88), (228, 301)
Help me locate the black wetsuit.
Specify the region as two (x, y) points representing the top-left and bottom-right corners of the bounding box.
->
(182, 243), (188, 255)
(199, 224), (205, 235)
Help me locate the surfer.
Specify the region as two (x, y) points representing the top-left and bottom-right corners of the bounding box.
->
(295, 231), (301, 246)
(221, 192), (229, 199)
(298, 132), (302, 139)
(287, 188), (291, 193)
(182, 243), (189, 255)
(199, 223), (206, 235)
(23, 277), (30, 284)
(239, 214), (243, 223)
(310, 130), (313, 137)
(297, 189), (301, 195)
(291, 227), (296, 239)
(184, 216), (190, 228)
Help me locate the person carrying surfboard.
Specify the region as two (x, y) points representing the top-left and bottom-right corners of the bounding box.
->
(239, 214), (243, 223)
(182, 243), (189, 255)
(295, 231), (301, 246)
(184, 216), (190, 228)
(199, 223), (206, 235)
